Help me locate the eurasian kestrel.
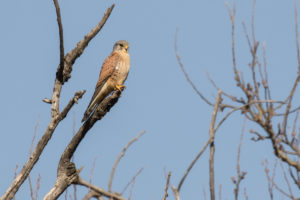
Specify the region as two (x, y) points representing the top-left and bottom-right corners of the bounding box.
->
(81, 40), (130, 122)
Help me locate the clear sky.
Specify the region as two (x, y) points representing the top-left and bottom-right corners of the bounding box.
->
(0, 0), (299, 199)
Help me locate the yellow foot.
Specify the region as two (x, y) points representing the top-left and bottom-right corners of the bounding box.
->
(115, 84), (126, 92)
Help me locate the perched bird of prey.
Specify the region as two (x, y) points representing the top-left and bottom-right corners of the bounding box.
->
(81, 40), (130, 122)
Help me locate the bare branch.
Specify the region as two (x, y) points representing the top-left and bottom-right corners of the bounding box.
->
(281, 76), (300, 136)
(89, 156), (98, 192)
(12, 165), (18, 200)
(226, 1), (240, 85)
(50, 4), (114, 118)
(63, 4), (115, 83)
(289, 167), (300, 190)
(72, 112), (77, 200)
(232, 117), (247, 200)
(128, 177), (135, 200)
(34, 174), (41, 200)
(2, 118), (59, 200)
(177, 137), (210, 192)
(44, 91), (122, 199)
(1, 3), (114, 200)
(162, 172), (171, 200)
(280, 0), (300, 137)
(82, 156), (98, 200)
(121, 167), (144, 195)
(53, 0), (65, 83)
(209, 90), (222, 200)
(59, 90), (86, 120)
(174, 28), (213, 106)
(108, 130), (146, 192)
(206, 71), (241, 104)
(264, 160), (295, 199)
(263, 159), (277, 200)
(171, 186), (181, 200)
(280, 161), (294, 198)
(28, 116), (40, 200)
(177, 91), (223, 193)
(77, 178), (126, 200)
(251, 0), (257, 46)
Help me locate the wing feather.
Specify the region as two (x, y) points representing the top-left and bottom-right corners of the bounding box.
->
(81, 52), (121, 122)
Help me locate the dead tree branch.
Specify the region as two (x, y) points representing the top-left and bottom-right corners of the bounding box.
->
(121, 167), (144, 195)
(177, 91), (223, 194)
(171, 186), (181, 200)
(44, 91), (122, 199)
(162, 172), (171, 200)
(53, 0), (65, 85)
(232, 117), (247, 200)
(177, 137), (211, 192)
(224, 0), (300, 174)
(28, 116), (40, 200)
(175, 28), (213, 106)
(209, 91), (222, 200)
(0, 3), (114, 200)
(77, 178), (126, 200)
(108, 131), (146, 192)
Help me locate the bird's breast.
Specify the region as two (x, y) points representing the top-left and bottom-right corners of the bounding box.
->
(112, 59), (130, 85)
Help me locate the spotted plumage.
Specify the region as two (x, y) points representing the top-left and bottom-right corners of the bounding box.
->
(81, 40), (130, 122)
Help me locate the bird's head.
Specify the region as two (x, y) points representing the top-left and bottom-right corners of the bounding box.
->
(113, 40), (129, 53)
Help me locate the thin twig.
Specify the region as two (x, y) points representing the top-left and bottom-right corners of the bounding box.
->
(263, 159), (277, 200)
(162, 172), (171, 200)
(128, 180), (135, 200)
(63, 4), (115, 84)
(34, 174), (41, 200)
(44, 92), (121, 199)
(108, 131), (146, 192)
(89, 156), (98, 192)
(226, 1), (240, 85)
(218, 184), (222, 200)
(12, 165), (18, 200)
(174, 28), (213, 106)
(292, 111), (299, 141)
(215, 100), (283, 133)
(121, 168), (144, 195)
(177, 91), (226, 192)
(28, 115), (40, 200)
(279, 161), (294, 197)
(233, 117), (247, 200)
(59, 90), (86, 120)
(206, 71), (241, 104)
(1, 1), (89, 192)
(264, 161), (295, 199)
(281, 0), (300, 136)
(177, 137), (211, 192)
(251, 0), (257, 46)
(77, 178), (126, 200)
(289, 167), (300, 190)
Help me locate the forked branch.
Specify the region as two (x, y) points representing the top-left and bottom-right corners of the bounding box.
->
(0, 3), (115, 200)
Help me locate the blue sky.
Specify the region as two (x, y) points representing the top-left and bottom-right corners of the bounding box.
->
(1, 0), (300, 199)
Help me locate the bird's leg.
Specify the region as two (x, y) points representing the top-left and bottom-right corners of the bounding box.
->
(115, 84), (126, 92)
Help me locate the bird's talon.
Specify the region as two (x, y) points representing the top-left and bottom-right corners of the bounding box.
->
(115, 85), (126, 92)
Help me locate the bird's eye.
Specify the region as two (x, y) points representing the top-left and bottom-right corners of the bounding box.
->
(119, 44), (123, 47)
